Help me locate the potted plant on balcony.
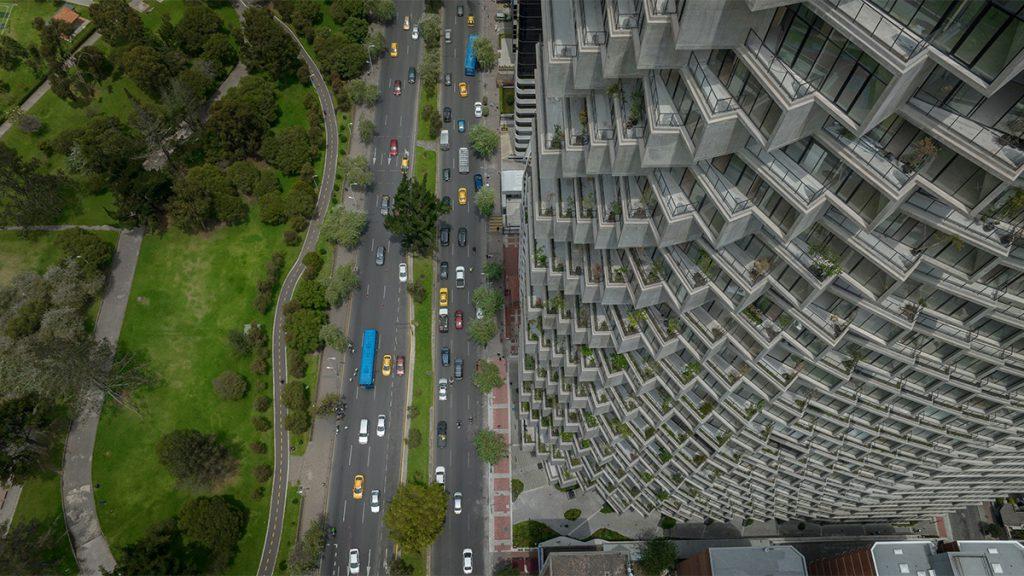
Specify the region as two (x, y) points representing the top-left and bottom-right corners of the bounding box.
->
(808, 243), (842, 279)
(901, 137), (937, 174)
(579, 107), (588, 128)
(551, 124), (564, 149)
(748, 257), (771, 282)
(607, 201), (621, 222)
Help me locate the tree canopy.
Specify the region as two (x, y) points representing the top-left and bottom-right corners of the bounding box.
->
(469, 124), (500, 158)
(322, 205), (368, 248)
(468, 317), (498, 346)
(383, 482), (448, 552)
(472, 286), (503, 318)
(473, 429), (508, 465)
(240, 8), (299, 80)
(0, 144), (69, 227)
(176, 495), (248, 571)
(0, 393), (61, 482)
(474, 360), (503, 394)
(384, 175), (445, 256)
(204, 75), (280, 160)
(156, 428), (237, 488)
(91, 0), (147, 46)
(324, 264), (360, 307)
(637, 539), (678, 576)
(475, 185), (495, 218)
(474, 37), (498, 71)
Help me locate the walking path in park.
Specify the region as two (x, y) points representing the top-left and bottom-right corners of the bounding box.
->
(61, 228), (143, 576)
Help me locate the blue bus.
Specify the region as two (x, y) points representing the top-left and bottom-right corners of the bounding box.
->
(358, 329), (378, 389)
(464, 34), (478, 77)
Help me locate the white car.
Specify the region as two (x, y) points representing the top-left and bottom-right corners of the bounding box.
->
(475, 307), (484, 320)
(439, 378), (448, 401)
(462, 548), (473, 574)
(412, 25), (419, 39)
(376, 414), (386, 437)
(454, 491), (463, 515)
(474, 102), (483, 118)
(358, 419), (368, 445)
(370, 489), (381, 513)
(435, 465), (446, 486)
(455, 265), (466, 288)
(399, 262), (408, 282)
(348, 548), (360, 575)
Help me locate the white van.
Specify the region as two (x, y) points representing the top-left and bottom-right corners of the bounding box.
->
(440, 129), (450, 151)
(358, 419), (369, 445)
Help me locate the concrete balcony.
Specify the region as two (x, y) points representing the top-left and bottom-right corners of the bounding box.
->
(571, 0), (609, 91)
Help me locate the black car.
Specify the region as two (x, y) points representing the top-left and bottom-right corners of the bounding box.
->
(443, 168), (451, 181)
(440, 261), (449, 279)
(440, 225), (451, 246)
(437, 420), (448, 448)
(444, 106), (452, 122)
(441, 195), (452, 212)
(441, 347), (451, 366)
(454, 358), (463, 380)
(457, 227), (467, 246)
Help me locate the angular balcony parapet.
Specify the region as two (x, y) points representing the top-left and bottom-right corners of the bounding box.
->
(686, 53), (738, 114)
(743, 138), (827, 207)
(822, 118), (911, 191)
(820, 0), (928, 62)
(907, 97), (1024, 174)
(743, 29), (813, 100)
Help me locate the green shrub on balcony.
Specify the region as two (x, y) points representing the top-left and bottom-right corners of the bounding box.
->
(698, 400), (715, 417)
(609, 354), (629, 372)
(585, 413), (598, 427)
(561, 432), (574, 442)
(658, 450), (672, 463)
(640, 471), (654, 482)
(644, 426), (656, 439)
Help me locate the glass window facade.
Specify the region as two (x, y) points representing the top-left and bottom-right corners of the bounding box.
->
(763, 6), (894, 123)
(929, 1), (1024, 82)
(706, 51), (782, 135)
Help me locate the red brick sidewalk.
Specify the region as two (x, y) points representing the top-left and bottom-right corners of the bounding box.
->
(490, 357), (514, 552)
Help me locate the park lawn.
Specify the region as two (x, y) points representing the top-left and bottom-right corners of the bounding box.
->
(0, 229), (119, 284)
(274, 484), (303, 575)
(92, 219), (297, 574)
(414, 146), (436, 190)
(406, 257), (433, 485)
(0, 0), (55, 110)
(276, 81), (313, 131)
(587, 527), (630, 541)
(67, 192), (118, 226)
(416, 84), (438, 141)
(512, 520), (560, 548)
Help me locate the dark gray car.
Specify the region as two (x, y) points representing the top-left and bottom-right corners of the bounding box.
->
(444, 106), (452, 122)
(440, 225), (451, 246)
(441, 347), (450, 366)
(437, 420), (448, 448)
(457, 227), (467, 247)
(454, 358), (463, 380)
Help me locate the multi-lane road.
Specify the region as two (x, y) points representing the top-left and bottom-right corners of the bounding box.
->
(431, 2), (490, 574)
(320, 3), (425, 576)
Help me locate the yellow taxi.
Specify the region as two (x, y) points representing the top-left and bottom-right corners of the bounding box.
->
(467, 15), (475, 27)
(353, 474), (364, 499)
(439, 287), (449, 307)
(458, 187), (468, 205)
(401, 153), (410, 173)
(382, 354), (393, 376)
(390, 42), (399, 57)
(403, 15), (410, 30)
(459, 82), (468, 97)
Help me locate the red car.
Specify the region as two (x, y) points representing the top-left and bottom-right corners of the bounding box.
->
(396, 356), (405, 376)
(389, 138), (398, 156)
(455, 310), (464, 330)
(393, 80), (402, 96)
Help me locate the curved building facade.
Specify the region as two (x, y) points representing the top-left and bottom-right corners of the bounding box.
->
(517, 0), (1024, 522)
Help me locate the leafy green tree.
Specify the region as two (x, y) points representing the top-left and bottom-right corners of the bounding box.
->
(55, 229), (115, 273)
(168, 164), (235, 233)
(474, 360), (502, 394)
(288, 514), (328, 572)
(348, 79), (381, 106)
(420, 46), (440, 84)
(293, 278), (328, 311)
(329, 0), (366, 22)
(472, 286), (503, 317)
(319, 325), (350, 351)
(175, 2), (224, 56)
(419, 13), (441, 45)
(156, 429), (237, 488)
(65, 116), (143, 177)
(475, 185), (495, 218)
(108, 161), (172, 229)
(260, 126), (315, 176)
(484, 261), (503, 284)
(302, 250), (324, 280)
(365, 0), (397, 23)
(473, 429), (508, 464)
(313, 30), (366, 80)
(322, 206), (368, 249)
(637, 539), (678, 576)
(0, 393), (60, 482)
(204, 75), (280, 160)
(122, 44), (177, 97)
(469, 124), (499, 158)
(341, 155), (375, 189)
(278, 0), (323, 41)
(177, 495), (248, 571)
(360, 119), (376, 144)
(283, 380), (309, 411)
(474, 37), (498, 71)
(365, 30), (387, 59)
(324, 263), (360, 307)
(383, 483), (448, 552)
(202, 33), (237, 68)
(468, 317), (498, 346)
(212, 371), (247, 401)
(0, 36), (27, 70)
(240, 7), (298, 80)
(389, 557), (415, 576)
(0, 144), (69, 227)
(0, 520), (67, 574)
(112, 522), (202, 576)
(384, 175), (445, 256)
(284, 308), (326, 354)
(91, 0), (146, 45)
(286, 409), (311, 434)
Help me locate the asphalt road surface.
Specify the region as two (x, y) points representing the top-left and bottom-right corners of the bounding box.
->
(320, 3), (425, 576)
(431, 1), (490, 574)
(258, 13), (340, 576)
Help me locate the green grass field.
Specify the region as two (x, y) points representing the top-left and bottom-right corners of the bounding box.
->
(92, 219), (297, 573)
(406, 257), (434, 485)
(0, 1), (62, 110)
(0, 230), (99, 284)
(274, 484), (303, 575)
(414, 146), (436, 191)
(416, 83), (438, 141)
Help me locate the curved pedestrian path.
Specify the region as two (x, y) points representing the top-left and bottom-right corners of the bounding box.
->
(61, 228), (144, 575)
(256, 15), (339, 576)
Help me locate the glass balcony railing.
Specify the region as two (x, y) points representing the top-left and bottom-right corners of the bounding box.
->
(552, 42), (580, 58)
(824, 0), (928, 61)
(822, 119), (910, 190)
(648, 70), (683, 127)
(744, 30), (813, 100)
(744, 138), (826, 205)
(907, 98), (1024, 170)
(653, 169), (695, 217)
(697, 160), (753, 213)
(687, 54), (738, 114)
(577, 0), (608, 46)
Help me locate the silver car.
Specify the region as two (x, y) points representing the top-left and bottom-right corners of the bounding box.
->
(375, 245), (385, 266)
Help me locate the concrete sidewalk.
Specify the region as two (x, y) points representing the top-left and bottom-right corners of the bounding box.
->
(62, 228), (143, 576)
